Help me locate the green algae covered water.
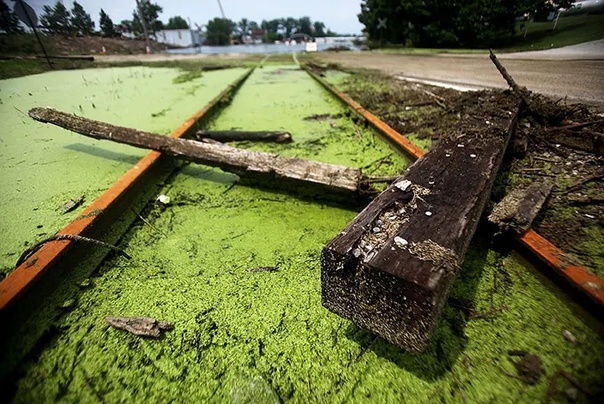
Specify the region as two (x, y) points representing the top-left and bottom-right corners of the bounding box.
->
(0, 67), (248, 277)
(7, 65), (604, 403)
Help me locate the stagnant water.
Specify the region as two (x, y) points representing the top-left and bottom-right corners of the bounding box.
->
(5, 65), (604, 402)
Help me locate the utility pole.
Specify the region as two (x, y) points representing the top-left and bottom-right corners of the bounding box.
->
(217, 0), (226, 19)
(136, 0), (152, 53)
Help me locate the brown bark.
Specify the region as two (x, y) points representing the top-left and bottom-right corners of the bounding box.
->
(321, 99), (521, 352)
(195, 130), (292, 143)
(29, 107), (370, 202)
(489, 180), (554, 234)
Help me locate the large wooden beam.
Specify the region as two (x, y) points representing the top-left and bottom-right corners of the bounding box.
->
(321, 98), (521, 352)
(29, 108), (370, 202)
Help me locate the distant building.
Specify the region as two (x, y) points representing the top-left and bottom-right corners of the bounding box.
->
(155, 29), (203, 48)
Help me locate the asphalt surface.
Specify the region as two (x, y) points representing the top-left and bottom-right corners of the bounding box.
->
(317, 40), (604, 104)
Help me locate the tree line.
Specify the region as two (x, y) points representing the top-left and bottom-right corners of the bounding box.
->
(1, 1), (338, 46)
(358, 0), (574, 48)
(0, 0), (187, 37)
(206, 17), (337, 46)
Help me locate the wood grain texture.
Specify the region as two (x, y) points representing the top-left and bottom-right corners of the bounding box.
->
(322, 96), (521, 352)
(29, 107), (369, 202)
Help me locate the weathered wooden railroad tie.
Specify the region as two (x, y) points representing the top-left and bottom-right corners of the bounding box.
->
(321, 93), (521, 352)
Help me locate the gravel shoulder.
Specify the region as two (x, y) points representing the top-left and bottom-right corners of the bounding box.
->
(315, 52), (604, 104)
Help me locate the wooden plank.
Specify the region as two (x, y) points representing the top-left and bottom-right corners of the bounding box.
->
(195, 130), (292, 143)
(489, 180), (553, 234)
(28, 107), (369, 202)
(321, 97), (521, 352)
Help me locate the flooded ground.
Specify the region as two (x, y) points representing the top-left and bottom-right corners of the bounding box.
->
(3, 64), (603, 402)
(0, 67), (247, 277)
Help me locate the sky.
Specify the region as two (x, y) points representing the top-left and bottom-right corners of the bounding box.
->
(19, 0), (365, 34)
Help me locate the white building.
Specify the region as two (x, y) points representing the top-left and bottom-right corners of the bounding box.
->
(155, 29), (202, 48)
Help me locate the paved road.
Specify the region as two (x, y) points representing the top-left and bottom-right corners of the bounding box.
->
(317, 40), (604, 104)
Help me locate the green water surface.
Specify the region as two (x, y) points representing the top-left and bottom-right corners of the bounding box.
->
(9, 66), (604, 403)
(0, 67), (247, 276)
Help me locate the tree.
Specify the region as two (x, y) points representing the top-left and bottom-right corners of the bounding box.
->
(0, 0), (24, 34)
(358, 0), (574, 48)
(166, 16), (188, 29)
(132, 0), (163, 35)
(237, 17), (250, 40)
(314, 21), (326, 37)
(99, 9), (116, 37)
(205, 17), (234, 46)
(298, 16), (313, 36)
(70, 1), (94, 35)
(117, 19), (133, 34)
(282, 17), (297, 37)
(40, 1), (72, 35)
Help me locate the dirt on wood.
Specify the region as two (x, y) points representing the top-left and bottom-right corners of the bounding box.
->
(337, 70), (603, 274)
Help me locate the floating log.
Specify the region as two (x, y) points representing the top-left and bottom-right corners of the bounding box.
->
(195, 130), (292, 143)
(321, 98), (521, 352)
(489, 180), (553, 234)
(29, 108), (370, 202)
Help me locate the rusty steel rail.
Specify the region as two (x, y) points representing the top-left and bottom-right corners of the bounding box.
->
(304, 67), (604, 309)
(0, 68), (255, 311)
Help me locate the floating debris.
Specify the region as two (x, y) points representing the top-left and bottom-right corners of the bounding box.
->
(157, 195), (171, 204)
(62, 195), (84, 214)
(106, 316), (174, 339)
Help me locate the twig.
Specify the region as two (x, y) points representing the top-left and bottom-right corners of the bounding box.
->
(567, 195), (604, 206)
(17, 234), (131, 267)
(546, 120), (603, 132)
(545, 370), (593, 404)
(352, 121), (363, 141)
(362, 176), (400, 185)
(362, 154), (392, 170)
(489, 49), (532, 108)
(420, 89), (447, 109)
(562, 168), (604, 193)
(131, 208), (167, 237)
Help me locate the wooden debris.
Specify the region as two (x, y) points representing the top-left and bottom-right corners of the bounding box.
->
(489, 180), (553, 234)
(29, 107), (372, 202)
(195, 130), (292, 143)
(321, 101), (521, 352)
(489, 49), (532, 108)
(563, 168), (604, 193)
(61, 195), (84, 213)
(247, 266), (279, 273)
(510, 352), (544, 385)
(106, 316), (173, 338)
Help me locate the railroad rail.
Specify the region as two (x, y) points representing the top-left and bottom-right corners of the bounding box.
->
(304, 67), (604, 311)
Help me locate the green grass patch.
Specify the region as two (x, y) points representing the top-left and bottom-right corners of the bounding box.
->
(498, 14), (604, 51)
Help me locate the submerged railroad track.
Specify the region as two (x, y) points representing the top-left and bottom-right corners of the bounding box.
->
(1, 57), (602, 402)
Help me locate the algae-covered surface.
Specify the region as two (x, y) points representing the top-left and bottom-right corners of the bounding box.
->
(9, 66), (604, 403)
(0, 67), (247, 277)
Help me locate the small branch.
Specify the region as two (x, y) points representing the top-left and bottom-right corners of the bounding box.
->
(194, 130), (292, 143)
(545, 370), (593, 404)
(562, 168), (604, 194)
(361, 176), (399, 185)
(17, 234), (131, 267)
(420, 89), (447, 109)
(131, 208), (167, 237)
(545, 120), (603, 133)
(489, 49), (532, 108)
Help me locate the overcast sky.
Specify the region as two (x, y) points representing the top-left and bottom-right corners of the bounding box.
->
(19, 0), (365, 34)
